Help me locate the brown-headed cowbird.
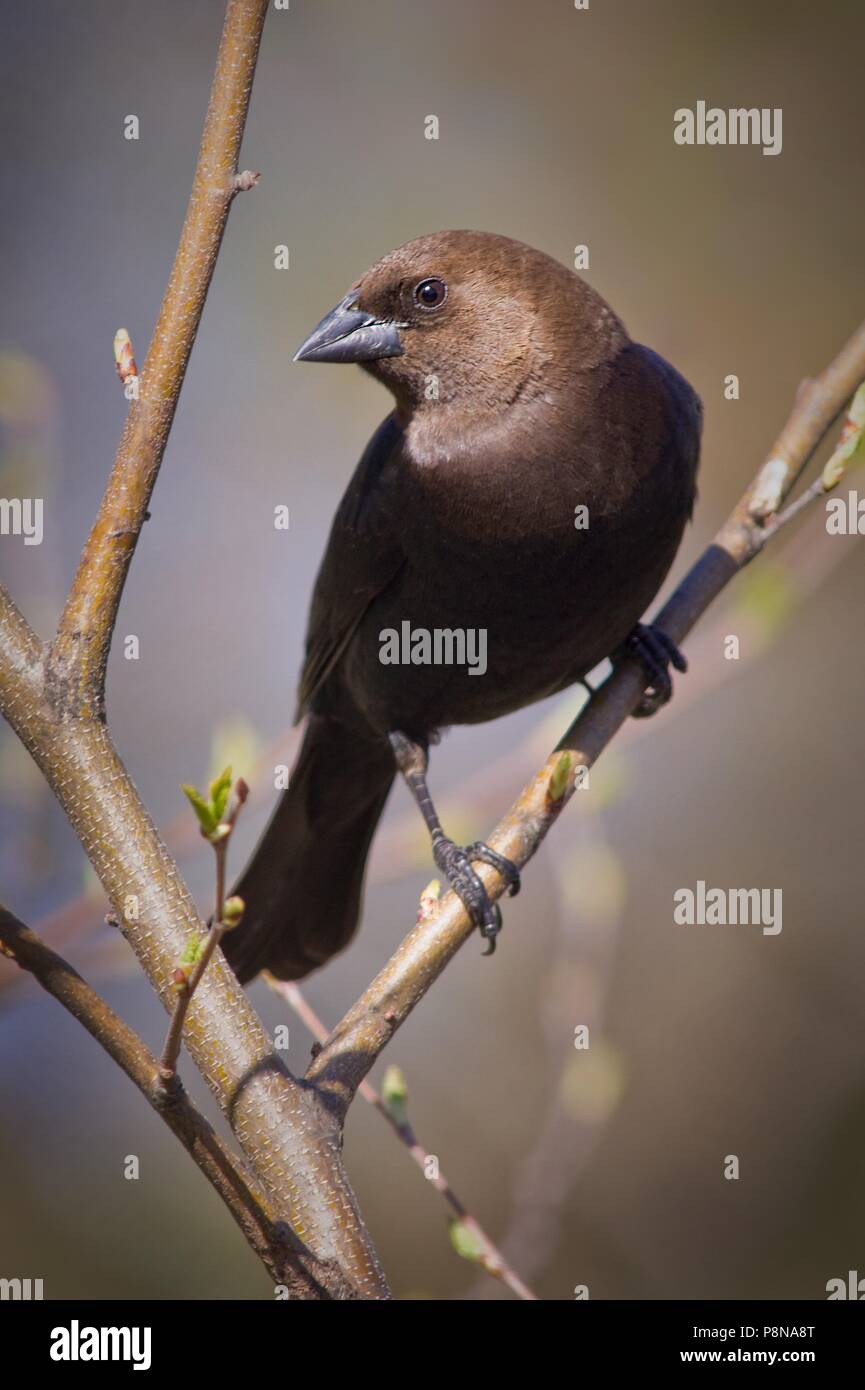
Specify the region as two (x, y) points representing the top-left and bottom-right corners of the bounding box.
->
(223, 230), (701, 983)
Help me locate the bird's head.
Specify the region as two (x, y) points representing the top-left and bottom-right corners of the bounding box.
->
(293, 230), (627, 416)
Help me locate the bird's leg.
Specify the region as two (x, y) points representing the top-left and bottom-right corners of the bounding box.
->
(617, 622), (687, 718)
(388, 730), (520, 955)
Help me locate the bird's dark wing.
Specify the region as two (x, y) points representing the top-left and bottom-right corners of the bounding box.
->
(295, 412), (406, 720)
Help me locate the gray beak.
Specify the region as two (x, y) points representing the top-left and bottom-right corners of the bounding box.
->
(293, 290), (406, 364)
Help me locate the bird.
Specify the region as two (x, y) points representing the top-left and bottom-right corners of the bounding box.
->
(222, 230), (701, 984)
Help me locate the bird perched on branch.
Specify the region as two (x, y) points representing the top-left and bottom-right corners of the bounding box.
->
(223, 230), (701, 983)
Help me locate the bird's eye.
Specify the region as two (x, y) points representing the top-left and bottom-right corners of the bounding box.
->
(413, 277), (448, 310)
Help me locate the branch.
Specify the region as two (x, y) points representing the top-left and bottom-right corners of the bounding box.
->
(0, 901), (335, 1298)
(306, 319), (865, 1119)
(0, 0), (388, 1299)
(269, 967), (538, 1301)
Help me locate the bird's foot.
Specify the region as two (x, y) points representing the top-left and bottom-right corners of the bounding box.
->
(623, 622), (687, 718)
(432, 836), (520, 955)
(464, 842), (521, 898)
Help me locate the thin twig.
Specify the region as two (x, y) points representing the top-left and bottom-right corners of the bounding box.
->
(744, 323), (865, 521)
(268, 970), (538, 1302)
(159, 920), (228, 1080)
(762, 474), (827, 537)
(159, 778), (247, 1080)
(306, 325), (865, 1120)
(761, 380), (865, 541)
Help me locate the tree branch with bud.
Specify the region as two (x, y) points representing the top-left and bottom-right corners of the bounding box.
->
(158, 771), (249, 1082)
(268, 909), (539, 1302)
(0, 0), (388, 1300)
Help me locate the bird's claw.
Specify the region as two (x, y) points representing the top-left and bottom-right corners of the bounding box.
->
(432, 837), (519, 954)
(478, 900), (503, 955)
(625, 622), (687, 718)
(463, 842), (521, 897)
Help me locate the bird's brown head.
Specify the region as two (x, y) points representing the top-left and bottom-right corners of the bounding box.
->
(294, 230), (628, 416)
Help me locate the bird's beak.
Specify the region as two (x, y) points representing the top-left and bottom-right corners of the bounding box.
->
(293, 290), (406, 364)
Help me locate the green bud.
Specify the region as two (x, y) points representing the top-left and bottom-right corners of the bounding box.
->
(222, 895), (245, 929)
(547, 751), (573, 804)
(179, 936), (205, 968)
(448, 1218), (487, 1265)
(381, 1065), (409, 1126)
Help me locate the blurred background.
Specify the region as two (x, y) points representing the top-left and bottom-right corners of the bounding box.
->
(1, 0), (864, 1301)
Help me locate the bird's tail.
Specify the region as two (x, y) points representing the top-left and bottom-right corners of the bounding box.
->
(222, 715), (395, 983)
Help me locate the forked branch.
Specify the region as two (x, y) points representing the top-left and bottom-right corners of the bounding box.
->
(0, 0), (388, 1300)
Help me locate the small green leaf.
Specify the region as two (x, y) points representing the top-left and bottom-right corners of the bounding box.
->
(548, 751), (573, 804)
(449, 1218), (486, 1265)
(182, 783), (218, 835)
(209, 766), (233, 824)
